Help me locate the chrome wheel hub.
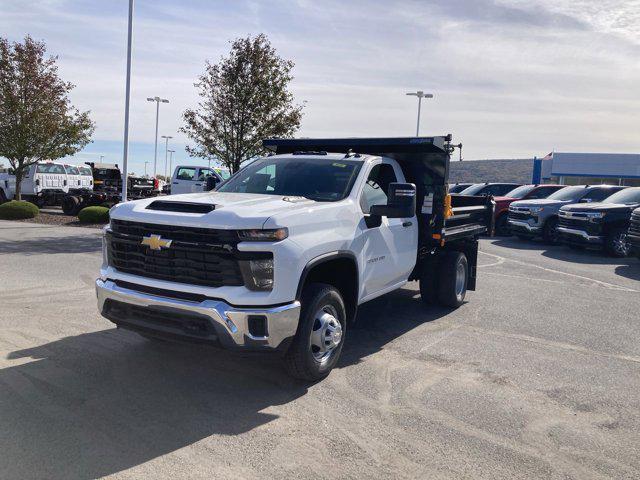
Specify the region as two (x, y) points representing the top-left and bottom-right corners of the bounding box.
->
(614, 233), (629, 255)
(310, 305), (342, 362)
(455, 262), (466, 297)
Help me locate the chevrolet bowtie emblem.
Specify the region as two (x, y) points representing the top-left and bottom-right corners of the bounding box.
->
(141, 234), (172, 250)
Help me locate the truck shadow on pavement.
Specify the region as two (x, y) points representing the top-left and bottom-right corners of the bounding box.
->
(0, 234), (102, 255)
(0, 329), (307, 479)
(340, 287), (451, 367)
(0, 287), (448, 479)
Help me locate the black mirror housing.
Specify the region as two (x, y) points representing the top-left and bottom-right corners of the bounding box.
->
(205, 176), (218, 191)
(370, 182), (416, 218)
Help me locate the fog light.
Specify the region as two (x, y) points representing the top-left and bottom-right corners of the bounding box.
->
(250, 259), (273, 288)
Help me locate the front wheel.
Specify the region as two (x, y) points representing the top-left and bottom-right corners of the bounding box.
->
(606, 227), (630, 257)
(495, 213), (510, 236)
(543, 217), (560, 244)
(284, 283), (346, 381)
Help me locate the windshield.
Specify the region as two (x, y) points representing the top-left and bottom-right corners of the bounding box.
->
(546, 186), (585, 201)
(79, 166), (93, 176)
(504, 185), (535, 199)
(95, 168), (121, 180)
(218, 157), (363, 201)
(602, 187), (640, 204)
(214, 168), (231, 180)
(65, 165), (79, 175)
(459, 184), (487, 195)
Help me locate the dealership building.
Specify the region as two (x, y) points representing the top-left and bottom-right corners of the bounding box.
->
(537, 152), (640, 187)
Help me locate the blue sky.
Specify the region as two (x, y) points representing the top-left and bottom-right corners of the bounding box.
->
(1, 0), (639, 175)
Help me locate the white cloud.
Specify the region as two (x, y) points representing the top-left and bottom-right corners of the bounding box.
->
(0, 0), (638, 161)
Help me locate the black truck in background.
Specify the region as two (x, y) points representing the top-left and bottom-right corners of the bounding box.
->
(61, 162), (159, 215)
(557, 187), (640, 257)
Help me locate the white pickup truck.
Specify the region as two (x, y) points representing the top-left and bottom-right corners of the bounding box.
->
(169, 165), (231, 195)
(96, 136), (493, 380)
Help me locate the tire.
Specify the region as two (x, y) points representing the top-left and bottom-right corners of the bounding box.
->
(437, 251), (468, 309)
(62, 196), (81, 215)
(284, 283), (346, 381)
(419, 255), (439, 304)
(516, 235), (530, 241)
(568, 244), (585, 251)
(543, 217), (560, 244)
(605, 227), (630, 258)
(495, 213), (510, 236)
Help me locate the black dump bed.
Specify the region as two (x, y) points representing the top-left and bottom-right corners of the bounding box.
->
(263, 136), (494, 248)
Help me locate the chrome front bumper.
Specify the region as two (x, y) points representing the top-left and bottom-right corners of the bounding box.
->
(96, 279), (300, 350)
(507, 219), (541, 232)
(557, 227), (603, 243)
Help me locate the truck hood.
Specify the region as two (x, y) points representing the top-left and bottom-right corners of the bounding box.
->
(510, 198), (567, 208)
(110, 191), (319, 229)
(560, 202), (640, 214)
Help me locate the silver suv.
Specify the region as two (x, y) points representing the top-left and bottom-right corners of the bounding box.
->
(508, 185), (626, 243)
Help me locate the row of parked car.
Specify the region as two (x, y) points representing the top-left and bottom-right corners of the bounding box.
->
(450, 182), (640, 259)
(0, 161), (160, 214)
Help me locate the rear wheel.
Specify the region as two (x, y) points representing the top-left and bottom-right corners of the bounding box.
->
(284, 283), (346, 381)
(437, 252), (468, 308)
(543, 217), (560, 244)
(606, 227), (630, 257)
(62, 196), (81, 215)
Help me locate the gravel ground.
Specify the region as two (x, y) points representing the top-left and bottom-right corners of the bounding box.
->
(0, 221), (639, 479)
(18, 208), (105, 229)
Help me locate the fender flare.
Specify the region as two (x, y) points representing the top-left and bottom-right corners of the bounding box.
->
(295, 250), (359, 301)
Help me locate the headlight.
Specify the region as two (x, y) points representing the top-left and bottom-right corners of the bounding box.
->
(239, 228), (288, 242)
(241, 258), (274, 291)
(530, 207), (544, 213)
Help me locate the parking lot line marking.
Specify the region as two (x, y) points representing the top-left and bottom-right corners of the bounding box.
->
(464, 325), (640, 365)
(479, 251), (639, 293)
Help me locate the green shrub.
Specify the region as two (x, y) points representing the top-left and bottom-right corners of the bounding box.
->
(78, 206), (110, 224)
(0, 200), (39, 220)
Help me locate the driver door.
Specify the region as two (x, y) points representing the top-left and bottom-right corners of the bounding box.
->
(357, 161), (418, 298)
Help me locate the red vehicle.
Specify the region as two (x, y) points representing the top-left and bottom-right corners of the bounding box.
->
(494, 184), (565, 235)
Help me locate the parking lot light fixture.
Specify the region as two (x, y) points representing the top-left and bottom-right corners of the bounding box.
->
(147, 96), (169, 178)
(168, 149), (175, 179)
(406, 91), (434, 136)
(161, 135), (173, 179)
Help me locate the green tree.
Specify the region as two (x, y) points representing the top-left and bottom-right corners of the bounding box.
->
(182, 34), (303, 173)
(0, 36), (94, 200)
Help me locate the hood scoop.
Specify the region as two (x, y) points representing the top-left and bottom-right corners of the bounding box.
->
(146, 200), (215, 214)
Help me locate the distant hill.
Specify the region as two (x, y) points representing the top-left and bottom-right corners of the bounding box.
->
(449, 158), (533, 184)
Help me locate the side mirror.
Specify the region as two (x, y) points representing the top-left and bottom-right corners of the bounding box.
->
(205, 175), (218, 191)
(370, 183), (416, 218)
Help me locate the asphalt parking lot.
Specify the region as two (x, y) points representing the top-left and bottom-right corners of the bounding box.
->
(1, 221), (639, 480)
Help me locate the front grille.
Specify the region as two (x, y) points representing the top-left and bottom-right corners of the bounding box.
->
(107, 220), (262, 288)
(508, 211), (531, 221)
(558, 214), (589, 230)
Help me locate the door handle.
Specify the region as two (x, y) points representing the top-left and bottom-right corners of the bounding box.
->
(172, 182), (178, 184)
(194, 183), (202, 186)
(402, 221), (413, 227)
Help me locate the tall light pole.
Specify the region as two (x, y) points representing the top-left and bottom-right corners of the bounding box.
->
(406, 90), (434, 136)
(161, 135), (172, 179)
(146, 96), (169, 178)
(144, 160), (150, 176)
(121, 0), (134, 202)
(167, 149), (175, 179)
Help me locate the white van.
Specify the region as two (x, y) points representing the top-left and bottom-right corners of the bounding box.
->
(169, 165), (230, 195)
(78, 165), (94, 191)
(0, 161), (69, 205)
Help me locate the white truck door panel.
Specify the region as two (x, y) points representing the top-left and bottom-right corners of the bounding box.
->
(357, 161), (418, 298)
(171, 166), (198, 195)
